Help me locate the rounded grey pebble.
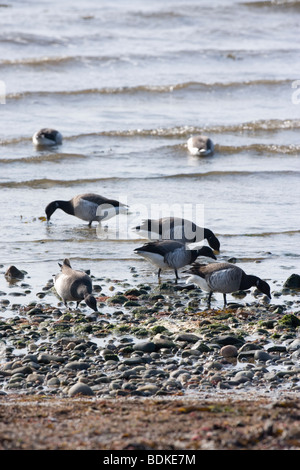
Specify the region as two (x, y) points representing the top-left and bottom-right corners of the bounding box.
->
(152, 334), (176, 349)
(122, 356), (144, 365)
(287, 339), (300, 351)
(174, 333), (200, 343)
(133, 341), (156, 353)
(220, 345), (238, 358)
(64, 361), (90, 370)
(47, 377), (60, 387)
(254, 350), (273, 362)
(68, 382), (94, 397)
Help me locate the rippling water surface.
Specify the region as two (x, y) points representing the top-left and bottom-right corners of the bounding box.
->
(0, 0), (299, 309)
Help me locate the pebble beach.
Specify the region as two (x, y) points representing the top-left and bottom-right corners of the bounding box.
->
(1, 267), (300, 398)
(0, 268), (300, 450)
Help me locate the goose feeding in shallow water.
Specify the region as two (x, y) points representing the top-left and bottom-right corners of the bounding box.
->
(184, 262), (271, 307)
(45, 193), (129, 226)
(134, 240), (216, 282)
(33, 128), (63, 147)
(187, 135), (214, 156)
(133, 216), (220, 251)
(54, 258), (98, 311)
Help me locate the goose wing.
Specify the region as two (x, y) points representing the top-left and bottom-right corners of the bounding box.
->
(74, 193), (126, 208)
(204, 264), (243, 293)
(135, 240), (184, 256)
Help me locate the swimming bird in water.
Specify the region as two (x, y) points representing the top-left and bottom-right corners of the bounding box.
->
(134, 240), (217, 282)
(54, 258), (98, 311)
(187, 135), (214, 156)
(45, 193), (128, 226)
(184, 262), (271, 307)
(133, 217), (220, 251)
(32, 128), (63, 147)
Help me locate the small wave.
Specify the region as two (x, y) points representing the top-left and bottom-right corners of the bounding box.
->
(242, 0), (300, 10)
(95, 119), (300, 138)
(218, 143), (300, 155)
(62, 119), (300, 142)
(222, 230), (300, 237)
(0, 56), (74, 67)
(0, 136), (31, 146)
(1, 170), (299, 188)
(0, 177), (121, 189)
(0, 54), (138, 68)
(6, 78), (291, 101)
(0, 153), (87, 165)
(161, 170), (300, 180)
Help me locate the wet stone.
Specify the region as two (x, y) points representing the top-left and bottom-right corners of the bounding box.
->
(254, 350), (274, 362)
(284, 274), (300, 289)
(5, 266), (25, 280)
(220, 345), (238, 358)
(68, 382), (94, 397)
(174, 333), (200, 343)
(152, 334), (176, 349)
(133, 341), (156, 353)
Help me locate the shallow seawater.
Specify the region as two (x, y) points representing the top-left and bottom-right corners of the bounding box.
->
(0, 0), (299, 313)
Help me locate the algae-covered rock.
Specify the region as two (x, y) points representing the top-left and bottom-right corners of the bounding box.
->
(107, 294), (128, 305)
(284, 274), (300, 289)
(278, 314), (300, 328)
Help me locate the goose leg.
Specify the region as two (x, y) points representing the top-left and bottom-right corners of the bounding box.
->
(207, 291), (212, 308)
(158, 268), (161, 283)
(174, 269), (179, 284)
(223, 293), (227, 307)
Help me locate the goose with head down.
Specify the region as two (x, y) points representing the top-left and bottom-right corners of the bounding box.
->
(33, 128), (63, 147)
(134, 240), (216, 282)
(54, 258), (98, 312)
(133, 216), (220, 251)
(184, 262), (271, 308)
(45, 193), (128, 227)
(187, 135), (214, 156)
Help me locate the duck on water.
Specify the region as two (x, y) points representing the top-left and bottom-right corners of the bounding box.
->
(134, 240), (216, 283)
(45, 193), (129, 226)
(33, 128), (63, 147)
(54, 259), (98, 312)
(184, 262), (271, 308)
(187, 135), (214, 156)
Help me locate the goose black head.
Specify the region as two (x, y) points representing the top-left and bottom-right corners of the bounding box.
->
(45, 201), (60, 221)
(196, 246), (217, 260)
(207, 234), (220, 252)
(256, 279), (271, 299)
(84, 294), (98, 312)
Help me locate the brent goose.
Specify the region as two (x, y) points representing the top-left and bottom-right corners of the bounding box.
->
(45, 193), (128, 226)
(187, 135), (214, 156)
(134, 240), (216, 282)
(133, 217), (220, 251)
(33, 128), (63, 147)
(184, 262), (271, 307)
(54, 258), (98, 311)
